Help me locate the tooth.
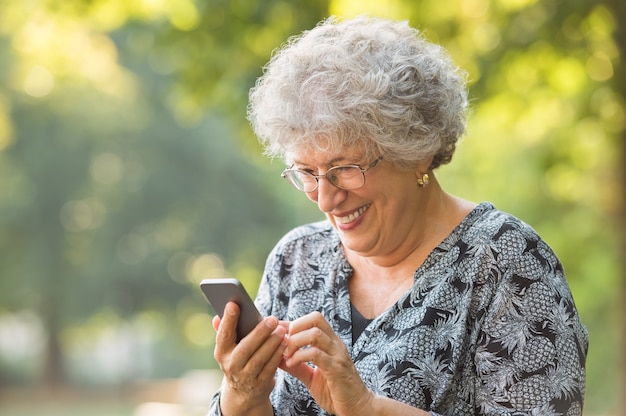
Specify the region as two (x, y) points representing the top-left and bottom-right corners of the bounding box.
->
(338, 205), (368, 224)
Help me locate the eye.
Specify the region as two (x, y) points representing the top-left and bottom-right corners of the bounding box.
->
(292, 167), (315, 175)
(333, 165), (360, 177)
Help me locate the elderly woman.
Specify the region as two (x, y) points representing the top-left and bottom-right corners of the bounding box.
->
(209, 16), (588, 416)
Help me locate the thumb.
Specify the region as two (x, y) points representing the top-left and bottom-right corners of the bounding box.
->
(217, 302), (240, 344)
(280, 360), (315, 387)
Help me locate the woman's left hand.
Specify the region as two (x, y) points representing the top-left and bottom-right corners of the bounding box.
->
(281, 311), (373, 415)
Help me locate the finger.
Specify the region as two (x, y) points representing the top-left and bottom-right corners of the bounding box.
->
(288, 311), (329, 335)
(237, 315), (279, 349)
(212, 314), (221, 331)
(288, 325), (330, 351)
(233, 315), (288, 373)
(285, 341), (329, 368)
(213, 302), (240, 365)
(256, 325), (289, 378)
(280, 359), (315, 386)
(284, 320), (333, 358)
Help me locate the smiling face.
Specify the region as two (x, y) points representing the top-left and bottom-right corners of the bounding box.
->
(287, 147), (430, 261)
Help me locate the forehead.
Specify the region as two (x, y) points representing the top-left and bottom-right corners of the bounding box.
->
(286, 146), (368, 166)
(285, 135), (375, 164)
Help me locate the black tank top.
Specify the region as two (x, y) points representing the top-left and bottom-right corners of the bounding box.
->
(350, 303), (374, 344)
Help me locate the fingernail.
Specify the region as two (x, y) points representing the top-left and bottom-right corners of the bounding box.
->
(265, 317), (278, 329)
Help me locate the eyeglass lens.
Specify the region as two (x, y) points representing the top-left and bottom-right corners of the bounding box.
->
(287, 165), (364, 192)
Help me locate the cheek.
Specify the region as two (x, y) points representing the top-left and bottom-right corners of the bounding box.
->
(378, 186), (416, 216)
(305, 190), (318, 203)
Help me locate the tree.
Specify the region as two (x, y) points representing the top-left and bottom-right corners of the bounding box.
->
(0, 0), (327, 387)
(603, 0), (626, 408)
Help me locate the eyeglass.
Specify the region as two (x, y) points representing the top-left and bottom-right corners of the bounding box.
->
(281, 156), (383, 193)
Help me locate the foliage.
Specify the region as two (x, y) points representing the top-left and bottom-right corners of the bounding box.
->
(0, 0), (325, 387)
(0, 0), (622, 414)
(331, 1), (624, 412)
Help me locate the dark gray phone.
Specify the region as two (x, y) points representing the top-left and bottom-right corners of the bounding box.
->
(200, 278), (263, 342)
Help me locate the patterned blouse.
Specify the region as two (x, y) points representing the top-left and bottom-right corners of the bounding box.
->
(209, 202), (588, 415)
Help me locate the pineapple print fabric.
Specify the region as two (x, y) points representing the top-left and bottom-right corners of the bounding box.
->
(209, 202), (587, 416)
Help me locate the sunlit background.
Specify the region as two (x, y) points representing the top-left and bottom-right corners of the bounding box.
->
(0, 0), (623, 415)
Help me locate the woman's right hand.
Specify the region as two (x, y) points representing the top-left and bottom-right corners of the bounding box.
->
(212, 302), (288, 416)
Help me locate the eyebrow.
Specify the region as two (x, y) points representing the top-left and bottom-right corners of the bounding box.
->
(291, 155), (356, 168)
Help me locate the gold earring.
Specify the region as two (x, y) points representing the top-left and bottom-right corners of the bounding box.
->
(417, 173), (429, 187)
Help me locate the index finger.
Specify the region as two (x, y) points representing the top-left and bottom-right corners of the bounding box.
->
(288, 311), (330, 336)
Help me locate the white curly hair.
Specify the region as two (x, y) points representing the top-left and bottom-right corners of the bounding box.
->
(247, 16), (469, 170)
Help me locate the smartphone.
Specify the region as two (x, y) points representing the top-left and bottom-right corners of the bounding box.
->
(200, 278), (263, 342)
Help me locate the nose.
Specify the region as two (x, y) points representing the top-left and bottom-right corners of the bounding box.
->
(310, 175), (346, 213)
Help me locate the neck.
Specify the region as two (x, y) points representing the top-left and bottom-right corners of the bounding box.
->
(346, 174), (475, 275)
(346, 176), (476, 318)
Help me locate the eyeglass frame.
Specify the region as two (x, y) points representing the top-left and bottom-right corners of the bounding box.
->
(281, 155), (384, 192)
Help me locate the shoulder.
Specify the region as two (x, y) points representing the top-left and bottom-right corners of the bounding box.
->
(459, 202), (562, 273)
(258, 220), (344, 313)
(276, 220), (336, 245)
(467, 203), (547, 249)
(467, 202), (538, 237)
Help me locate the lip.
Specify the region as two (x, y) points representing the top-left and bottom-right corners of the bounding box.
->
(333, 204), (370, 229)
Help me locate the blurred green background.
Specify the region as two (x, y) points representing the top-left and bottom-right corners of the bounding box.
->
(0, 0), (623, 415)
